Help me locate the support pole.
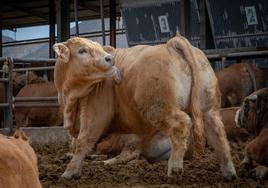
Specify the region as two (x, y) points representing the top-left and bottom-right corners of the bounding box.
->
(109, 0), (116, 47)
(74, 0), (79, 36)
(49, 0), (56, 58)
(199, 0), (214, 49)
(57, 0), (70, 42)
(100, 0), (106, 45)
(0, 1), (2, 57)
(180, 0), (190, 37)
(4, 58), (13, 133)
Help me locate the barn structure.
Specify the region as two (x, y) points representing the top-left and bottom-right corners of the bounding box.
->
(0, 0), (267, 139)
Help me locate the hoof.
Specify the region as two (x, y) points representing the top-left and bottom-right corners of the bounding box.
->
(222, 162), (237, 181)
(61, 170), (80, 180)
(223, 173), (237, 181)
(167, 168), (183, 184)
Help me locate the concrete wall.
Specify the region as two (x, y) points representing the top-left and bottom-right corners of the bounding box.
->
(0, 126), (71, 145)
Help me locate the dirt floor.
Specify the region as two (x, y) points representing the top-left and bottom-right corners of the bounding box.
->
(34, 143), (268, 188)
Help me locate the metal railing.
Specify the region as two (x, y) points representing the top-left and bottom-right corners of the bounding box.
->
(0, 57), (58, 134)
(0, 47), (267, 134)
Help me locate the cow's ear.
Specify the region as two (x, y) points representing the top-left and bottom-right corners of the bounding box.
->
(14, 129), (28, 141)
(103, 45), (115, 54)
(53, 43), (70, 63)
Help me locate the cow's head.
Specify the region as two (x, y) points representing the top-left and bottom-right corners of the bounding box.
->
(235, 88), (268, 135)
(53, 37), (121, 84)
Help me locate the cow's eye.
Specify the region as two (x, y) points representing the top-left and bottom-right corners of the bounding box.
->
(78, 48), (87, 54)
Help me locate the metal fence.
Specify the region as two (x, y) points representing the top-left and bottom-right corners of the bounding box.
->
(0, 57), (57, 134)
(0, 47), (267, 134)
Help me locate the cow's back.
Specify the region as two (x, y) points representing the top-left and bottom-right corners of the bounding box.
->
(0, 135), (42, 188)
(15, 82), (62, 127)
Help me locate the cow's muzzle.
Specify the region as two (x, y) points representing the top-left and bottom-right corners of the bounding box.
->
(104, 54), (114, 66)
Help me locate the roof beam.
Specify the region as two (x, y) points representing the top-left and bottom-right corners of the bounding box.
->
(77, 0), (109, 15)
(3, 1), (49, 21)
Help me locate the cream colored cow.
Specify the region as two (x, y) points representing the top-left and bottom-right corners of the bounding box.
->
(54, 34), (236, 181)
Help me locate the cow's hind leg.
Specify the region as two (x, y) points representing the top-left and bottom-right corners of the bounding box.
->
(145, 109), (191, 181)
(204, 110), (237, 180)
(167, 110), (191, 181)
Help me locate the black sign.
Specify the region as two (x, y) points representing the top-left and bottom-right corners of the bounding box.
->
(207, 0), (268, 48)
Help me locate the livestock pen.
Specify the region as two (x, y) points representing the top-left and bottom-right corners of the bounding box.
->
(0, 48), (267, 187)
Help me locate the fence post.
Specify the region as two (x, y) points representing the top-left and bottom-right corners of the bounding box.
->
(7, 58), (13, 134)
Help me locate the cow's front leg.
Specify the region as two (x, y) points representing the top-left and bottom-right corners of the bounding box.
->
(61, 127), (95, 179)
(250, 165), (268, 179)
(240, 147), (253, 177)
(62, 95), (114, 179)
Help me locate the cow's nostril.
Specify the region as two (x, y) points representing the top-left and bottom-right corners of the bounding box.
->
(105, 56), (112, 62)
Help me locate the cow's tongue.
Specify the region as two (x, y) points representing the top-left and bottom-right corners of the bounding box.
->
(113, 67), (122, 84)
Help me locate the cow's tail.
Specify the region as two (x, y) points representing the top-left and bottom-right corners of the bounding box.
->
(245, 64), (257, 91)
(167, 33), (205, 154)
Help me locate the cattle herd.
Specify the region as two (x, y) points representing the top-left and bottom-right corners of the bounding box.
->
(0, 34), (268, 187)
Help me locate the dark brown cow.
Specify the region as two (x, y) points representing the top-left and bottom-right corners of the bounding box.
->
(216, 63), (264, 107)
(236, 88), (268, 179)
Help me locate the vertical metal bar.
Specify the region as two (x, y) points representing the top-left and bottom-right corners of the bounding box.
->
(74, 0), (79, 36)
(57, 0), (70, 42)
(109, 0), (116, 47)
(199, 0), (206, 49)
(7, 58), (13, 134)
(100, 0), (106, 45)
(180, 0), (190, 37)
(49, 0), (56, 58)
(199, 0), (215, 49)
(0, 1), (2, 57)
(48, 0), (56, 81)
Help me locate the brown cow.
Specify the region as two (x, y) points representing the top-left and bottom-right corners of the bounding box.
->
(0, 130), (42, 188)
(216, 63), (264, 107)
(54, 34), (236, 181)
(13, 71), (46, 96)
(15, 82), (62, 127)
(220, 107), (250, 146)
(236, 88), (268, 179)
(0, 72), (46, 126)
